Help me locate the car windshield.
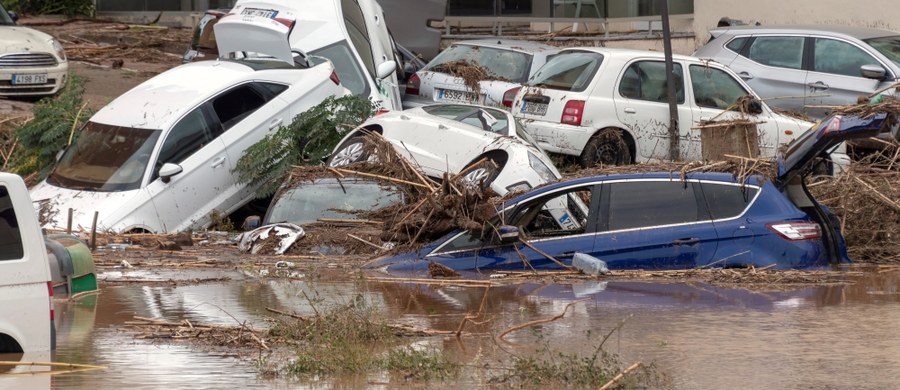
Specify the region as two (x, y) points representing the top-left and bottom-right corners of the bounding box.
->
(864, 36), (900, 68)
(529, 51), (603, 91)
(48, 122), (160, 192)
(265, 180), (402, 225)
(426, 44), (532, 82)
(310, 40), (370, 97)
(0, 4), (12, 25)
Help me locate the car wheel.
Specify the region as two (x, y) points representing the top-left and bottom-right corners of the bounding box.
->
(579, 129), (631, 168)
(328, 136), (369, 167)
(461, 158), (501, 190)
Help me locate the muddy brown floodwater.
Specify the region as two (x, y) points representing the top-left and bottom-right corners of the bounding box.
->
(2, 264), (900, 389)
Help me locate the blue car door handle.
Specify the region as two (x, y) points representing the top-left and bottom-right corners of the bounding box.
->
(672, 238), (699, 246)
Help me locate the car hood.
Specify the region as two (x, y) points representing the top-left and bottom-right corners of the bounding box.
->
(29, 181), (149, 232)
(214, 5), (296, 64)
(0, 26), (54, 53)
(777, 112), (896, 183)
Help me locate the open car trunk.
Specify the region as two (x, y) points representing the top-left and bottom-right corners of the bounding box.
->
(776, 112), (898, 263)
(214, 5), (297, 64)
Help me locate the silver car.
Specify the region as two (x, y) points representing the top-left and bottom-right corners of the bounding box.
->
(694, 25), (900, 118)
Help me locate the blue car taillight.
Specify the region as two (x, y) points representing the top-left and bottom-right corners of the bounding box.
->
(767, 222), (822, 240)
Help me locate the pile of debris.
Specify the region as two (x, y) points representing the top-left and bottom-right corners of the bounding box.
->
(565, 156), (776, 184)
(810, 144), (900, 262)
(429, 60), (512, 94)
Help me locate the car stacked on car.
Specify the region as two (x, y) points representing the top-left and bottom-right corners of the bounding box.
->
(26, 0), (898, 273)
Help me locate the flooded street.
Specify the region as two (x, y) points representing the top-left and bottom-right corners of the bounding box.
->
(4, 266), (899, 388)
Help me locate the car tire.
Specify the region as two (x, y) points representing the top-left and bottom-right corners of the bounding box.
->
(579, 129), (631, 168)
(461, 158), (501, 190)
(327, 136), (369, 167)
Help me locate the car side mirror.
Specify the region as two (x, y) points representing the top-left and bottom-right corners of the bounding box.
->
(376, 60), (397, 80)
(740, 96), (764, 115)
(492, 225), (521, 244)
(8, 11), (17, 22)
(861, 64), (886, 80)
(159, 163), (183, 183)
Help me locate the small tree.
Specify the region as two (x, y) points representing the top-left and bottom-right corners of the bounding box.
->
(12, 74), (92, 178)
(234, 95), (375, 197)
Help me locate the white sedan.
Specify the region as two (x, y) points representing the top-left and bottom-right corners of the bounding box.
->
(327, 104), (561, 196)
(30, 17), (349, 233)
(0, 5), (68, 97)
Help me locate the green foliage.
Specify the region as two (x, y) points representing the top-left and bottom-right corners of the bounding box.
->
(2, 0), (95, 17)
(378, 346), (460, 381)
(234, 95), (375, 198)
(11, 74), (92, 178)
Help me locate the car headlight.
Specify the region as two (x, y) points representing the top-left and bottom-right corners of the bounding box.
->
(50, 39), (66, 62)
(528, 151), (558, 182)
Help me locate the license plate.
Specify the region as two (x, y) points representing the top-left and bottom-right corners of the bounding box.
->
(437, 88), (479, 104)
(241, 7), (278, 18)
(520, 101), (548, 116)
(12, 74), (48, 85)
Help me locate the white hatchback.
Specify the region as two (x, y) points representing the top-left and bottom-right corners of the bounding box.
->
(404, 39), (559, 109)
(0, 5), (68, 97)
(30, 22), (349, 234)
(513, 48), (817, 167)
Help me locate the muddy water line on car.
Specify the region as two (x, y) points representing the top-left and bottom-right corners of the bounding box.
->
(44, 266), (900, 388)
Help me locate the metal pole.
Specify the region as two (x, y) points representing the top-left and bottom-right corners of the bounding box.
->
(659, 0), (679, 161)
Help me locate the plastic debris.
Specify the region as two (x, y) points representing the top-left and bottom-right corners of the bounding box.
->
(572, 252), (609, 276)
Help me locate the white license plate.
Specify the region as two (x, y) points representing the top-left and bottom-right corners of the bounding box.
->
(241, 7), (278, 18)
(520, 101), (548, 116)
(437, 88), (479, 103)
(12, 74), (48, 85)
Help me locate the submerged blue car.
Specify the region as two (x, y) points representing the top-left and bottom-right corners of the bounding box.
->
(366, 113), (898, 273)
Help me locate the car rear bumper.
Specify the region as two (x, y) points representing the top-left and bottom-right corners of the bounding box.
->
(521, 120), (594, 156)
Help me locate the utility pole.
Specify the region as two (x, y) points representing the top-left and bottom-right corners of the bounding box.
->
(659, 0), (679, 161)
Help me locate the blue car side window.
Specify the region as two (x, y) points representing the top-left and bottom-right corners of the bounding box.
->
(606, 181), (701, 231)
(699, 182), (759, 220)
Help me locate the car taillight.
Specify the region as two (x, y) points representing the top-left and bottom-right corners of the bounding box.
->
(818, 116), (842, 138)
(330, 70), (341, 86)
(406, 73), (420, 96)
(502, 86), (521, 108)
(768, 222), (822, 241)
(561, 100), (585, 126)
(47, 281), (54, 321)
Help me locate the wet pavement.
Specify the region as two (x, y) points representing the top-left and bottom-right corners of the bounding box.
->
(3, 266), (900, 388)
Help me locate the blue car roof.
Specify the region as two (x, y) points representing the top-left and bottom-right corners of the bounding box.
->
(503, 171), (762, 206)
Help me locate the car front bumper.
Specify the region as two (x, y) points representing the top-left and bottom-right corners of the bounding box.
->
(0, 62), (68, 96)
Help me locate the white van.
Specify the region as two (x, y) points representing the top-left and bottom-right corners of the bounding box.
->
(0, 172), (54, 354)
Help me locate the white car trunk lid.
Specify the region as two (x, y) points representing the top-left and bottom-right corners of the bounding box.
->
(214, 6), (296, 64)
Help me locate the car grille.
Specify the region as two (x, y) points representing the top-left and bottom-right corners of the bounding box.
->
(0, 53), (58, 68)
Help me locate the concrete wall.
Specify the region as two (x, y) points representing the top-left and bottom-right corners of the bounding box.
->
(692, 0), (900, 50)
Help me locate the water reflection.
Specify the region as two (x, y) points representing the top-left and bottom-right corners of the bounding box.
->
(27, 267), (900, 389)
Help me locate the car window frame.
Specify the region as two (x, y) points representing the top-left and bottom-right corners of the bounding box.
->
(617, 60), (686, 104)
(428, 183), (601, 256)
(596, 179), (710, 233)
(745, 35), (806, 70)
(696, 181), (762, 222)
(688, 64), (754, 110)
(809, 36), (888, 78)
(152, 103), (221, 181)
(0, 184), (24, 261)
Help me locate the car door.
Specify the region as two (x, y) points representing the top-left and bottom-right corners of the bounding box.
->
(212, 82), (290, 213)
(805, 37), (894, 118)
(699, 181), (761, 267)
(593, 180), (718, 270)
(145, 104), (232, 232)
(612, 59), (696, 161)
(687, 64), (783, 158)
(424, 185), (599, 271)
(726, 35), (808, 113)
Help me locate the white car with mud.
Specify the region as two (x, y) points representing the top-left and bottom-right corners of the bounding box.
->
(30, 20), (349, 234)
(0, 4), (68, 97)
(327, 104), (562, 196)
(222, 0), (403, 111)
(513, 48), (817, 167)
(404, 39), (559, 110)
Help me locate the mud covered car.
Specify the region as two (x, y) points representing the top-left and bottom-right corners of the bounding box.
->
(263, 177), (403, 226)
(365, 112), (899, 274)
(30, 19), (349, 234)
(0, 4), (68, 97)
(327, 103), (561, 196)
(404, 40), (559, 109)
